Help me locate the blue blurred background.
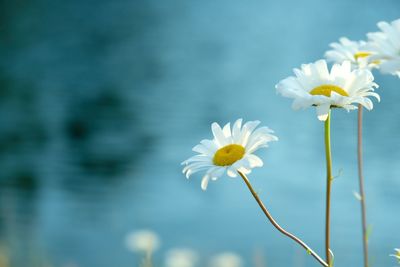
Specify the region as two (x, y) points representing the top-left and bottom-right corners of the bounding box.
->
(0, 0), (399, 266)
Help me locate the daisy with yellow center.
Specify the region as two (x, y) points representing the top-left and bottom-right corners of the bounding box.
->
(390, 248), (400, 263)
(324, 37), (379, 69)
(181, 119), (277, 190)
(182, 120), (328, 267)
(276, 59), (380, 121)
(367, 18), (400, 77)
(325, 38), (380, 267)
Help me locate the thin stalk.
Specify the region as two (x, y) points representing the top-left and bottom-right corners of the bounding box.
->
(324, 110), (333, 266)
(141, 249), (154, 267)
(357, 105), (369, 267)
(237, 171), (328, 267)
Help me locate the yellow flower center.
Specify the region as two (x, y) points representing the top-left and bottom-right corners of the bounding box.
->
(213, 144), (245, 166)
(354, 51), (371, 60)
(309, 84), (349, 97)
(371, 59), (381, 65)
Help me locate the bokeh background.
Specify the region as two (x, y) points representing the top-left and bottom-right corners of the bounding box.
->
(0, 0), (399, 266)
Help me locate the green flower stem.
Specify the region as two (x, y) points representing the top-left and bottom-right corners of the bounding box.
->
(142, 251), (153, 267)
(357, 105), (369, 267)
(324, 110), (333, 266)
(237, 171), (328, 267)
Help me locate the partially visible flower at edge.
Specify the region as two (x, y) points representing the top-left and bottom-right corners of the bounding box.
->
(325, 37), (379, 70)
(390, 248), (400, 263)
(125, 230), (160, 254)
(276, 59), (380, 121)
(367, 18), (400, 77)
(182, 119), (278, 190)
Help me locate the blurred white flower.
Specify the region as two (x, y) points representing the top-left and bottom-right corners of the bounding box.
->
(367, 18), (400, 77)
(325, 37), (378, 69)
(125, 230), (160, 254)
(182, 119), (278, 190)
(390, 248), (400, 262)
(276, 59), (379, 121)
(210, 252), (243, 267)
(165, 248), (198, 267)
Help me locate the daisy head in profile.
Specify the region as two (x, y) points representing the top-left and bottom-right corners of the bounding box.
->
(324, 37), (379, 70)
(276, 59), (380, 121)
(367, 18), (400, 77)
(181, 119), (278, 190)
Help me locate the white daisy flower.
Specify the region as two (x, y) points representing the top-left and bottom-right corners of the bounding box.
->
(182, 119), (278, 190)
(325, 37), (378, 69)
(367, 18), (400, 77)
(125, 230), (160, 254)
(210, 252), (243, 267)
(276, 59), (380, 121)
(165, 248), (198, 267)
(390, 248), (400, 262)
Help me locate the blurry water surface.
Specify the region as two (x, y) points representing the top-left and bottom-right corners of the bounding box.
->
(0, 0), (399, 266)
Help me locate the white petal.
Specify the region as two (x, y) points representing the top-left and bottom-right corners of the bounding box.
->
(182, 155), (211, 164)
(227, 166), (237, 177)
(222, 122), (232, 138)
(192, 144), (212, 155)
(246, 128), (278, 154)
(314, 60), (330, 80)
(210, 167), (225, 180)
(182, 162), (208, 173)
(201, 175), (210, 190)
(184, 164), (212, 179)
(211, 122), (228, 147)
(291, 97), (313, 110)
(232, 118), (243, 143)
(316, 104), (331, 121)
(237, 166), (251, 175)
(200, 139), (218, 153)
(246, 154), (264, 168)
(380, 59), (400, 75)
(200, 167), (225, 190)
(238, 120), (260, 146)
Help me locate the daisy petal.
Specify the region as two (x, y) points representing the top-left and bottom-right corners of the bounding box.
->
(201, 175), (210, 190)
(316, 104), (331, 121)
(211, 122), (228, 147)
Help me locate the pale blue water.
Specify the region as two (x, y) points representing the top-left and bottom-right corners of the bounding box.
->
(0, 1), (399, 267)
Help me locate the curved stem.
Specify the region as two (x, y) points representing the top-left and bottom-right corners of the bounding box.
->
(324, 110), (333, 266)
(357, 105), (369, 267)
(237, 171), (328, 267)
